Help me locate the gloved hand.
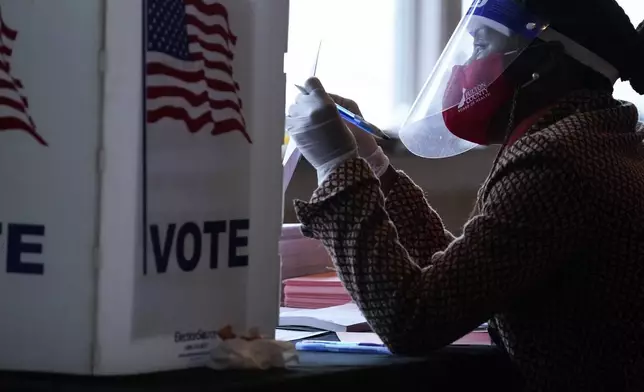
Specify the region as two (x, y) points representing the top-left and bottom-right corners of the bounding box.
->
(327, 94), (377, 156)
(286, 77), (358, 184)
(328, 94), (391, 177)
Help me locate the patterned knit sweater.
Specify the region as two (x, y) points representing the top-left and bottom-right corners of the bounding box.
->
(294, 91), (644, 391)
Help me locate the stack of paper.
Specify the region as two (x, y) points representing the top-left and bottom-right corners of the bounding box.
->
(279, 302), (370, 332)
(279, 225), (334, 281)
(336, 330), (492, 346)
(282, 272), (352, 308)
(275, 329), (326, 342)
(278, 302), (490, 346)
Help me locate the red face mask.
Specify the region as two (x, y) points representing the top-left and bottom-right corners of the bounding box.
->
(441, 53), (514, 145)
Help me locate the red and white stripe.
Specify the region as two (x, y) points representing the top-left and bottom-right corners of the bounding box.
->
(0, 8), (46, 146)
(146, 0), (249, 142)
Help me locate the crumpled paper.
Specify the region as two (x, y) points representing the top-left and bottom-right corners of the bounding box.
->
(208, 326), (299, 370)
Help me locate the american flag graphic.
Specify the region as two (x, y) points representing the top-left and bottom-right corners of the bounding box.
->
(0, 7), (46, 146)
(146, 0), (250, 143)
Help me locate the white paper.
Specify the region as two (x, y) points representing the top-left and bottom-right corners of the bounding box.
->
(279, 302), (368, 331)
(282, 139), (302, 194)
(337, 331), (492, 346)
(336, 332), (384, 345)
(275, 329), (325, 342)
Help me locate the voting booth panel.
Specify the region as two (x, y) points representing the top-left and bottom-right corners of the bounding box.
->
(0, 0), (102, 374)
(0, 0), (287, 375)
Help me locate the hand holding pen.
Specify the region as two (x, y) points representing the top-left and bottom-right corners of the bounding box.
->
(294, 84), (390, 140)
(285, 77), (361, 184)
(327, 93), (384, 158)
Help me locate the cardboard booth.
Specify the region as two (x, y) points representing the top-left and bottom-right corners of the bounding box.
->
(0, 0), (288, 374)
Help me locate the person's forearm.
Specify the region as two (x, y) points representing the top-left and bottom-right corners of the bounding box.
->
(380, 165), (455, 265)
(297, 156), (586, 355)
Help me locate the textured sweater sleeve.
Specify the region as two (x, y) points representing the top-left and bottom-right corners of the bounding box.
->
(384, 171), (455, 267)
(294, 156), (588, 355)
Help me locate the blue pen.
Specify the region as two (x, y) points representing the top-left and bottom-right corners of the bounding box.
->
(294, 85), (390, 140)
(295, 340), (392, 355)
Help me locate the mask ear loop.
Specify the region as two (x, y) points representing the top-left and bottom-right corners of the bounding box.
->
(493, 88), (521, 164)
(511, 40), (564, 90)
(496, 42), (564, 156)
(474, 42), (563, 215)
(473, 42), (562, 215)
(480, 63), (547, 204)
(521, 73), (540, 89)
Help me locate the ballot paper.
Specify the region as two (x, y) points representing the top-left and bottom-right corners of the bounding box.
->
(275, 329), (325, 342)
(336, 332), (384, 345)
(336, 331), (492, 346)
(279, 302), (370, 332)
(283, 139), (302, 194)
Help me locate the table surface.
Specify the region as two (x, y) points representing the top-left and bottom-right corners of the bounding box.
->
(0, 342), (522, 392)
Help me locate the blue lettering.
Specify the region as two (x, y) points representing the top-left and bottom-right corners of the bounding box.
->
(203, 221), (225, 269)
(228, 219), (249, 268)
(6, 223), (45, 275)
(150, 223), (176, 274)
(147, 219), (249, 274)
(176, 222), (201, 272)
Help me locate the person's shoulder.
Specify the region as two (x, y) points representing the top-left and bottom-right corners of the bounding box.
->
(500, 125), (583, 168)
(493, 119), (604, 191)
(511, 106), (642, 161)
(637, 121), (644, 134)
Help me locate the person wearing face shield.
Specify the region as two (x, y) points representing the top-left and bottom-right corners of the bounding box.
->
(286, 0), (644, 389)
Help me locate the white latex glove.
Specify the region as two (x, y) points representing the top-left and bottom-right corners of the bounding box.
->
(328, 94), (390, 177)
(286, 77), (358, 184)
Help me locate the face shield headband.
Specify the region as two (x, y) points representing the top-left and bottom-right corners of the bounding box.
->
(398, 0), (618, 159)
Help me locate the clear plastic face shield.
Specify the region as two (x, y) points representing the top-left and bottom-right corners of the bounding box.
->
(399, 0), (548, 158)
